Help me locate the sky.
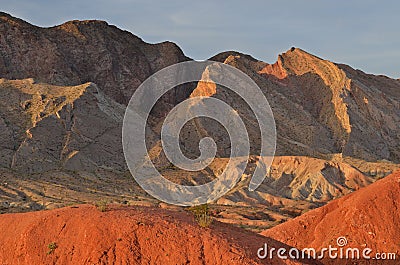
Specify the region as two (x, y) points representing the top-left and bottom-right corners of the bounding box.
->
(1, 0), (399, 78)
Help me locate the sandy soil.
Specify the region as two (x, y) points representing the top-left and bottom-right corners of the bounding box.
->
(0, 204), (308, 265)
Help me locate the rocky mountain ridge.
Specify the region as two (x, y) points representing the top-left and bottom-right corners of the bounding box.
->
(0, 13), (399, 230)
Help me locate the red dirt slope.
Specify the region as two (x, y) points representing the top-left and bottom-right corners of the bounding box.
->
(262, 170), (400, 262)
(0, 204), (298, 265)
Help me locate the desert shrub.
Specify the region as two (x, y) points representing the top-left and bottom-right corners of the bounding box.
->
(95, 199), (109, 212)
(189, 204), (213, 228)
(47, 242), (57, 255)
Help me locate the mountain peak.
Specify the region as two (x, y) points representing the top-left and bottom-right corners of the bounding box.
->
(0, 12), (33, 27)
(0, 12), (15, 19)
(209, 50), (262, 64)
(58, 18), (109, 27)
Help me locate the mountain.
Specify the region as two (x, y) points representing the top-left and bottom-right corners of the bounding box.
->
(261, 170), (400, 264)
(196, 48), (400, 162)
(0, 12), (190, 105)
(0, 11), (193, 173)
(0, 12), (399, 230)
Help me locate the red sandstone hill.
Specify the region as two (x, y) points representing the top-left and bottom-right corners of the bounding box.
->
(261, 170), (400, 264)
(0, 204), (307, 265)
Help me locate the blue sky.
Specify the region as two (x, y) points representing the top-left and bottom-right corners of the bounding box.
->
(2, 0), (399, 77)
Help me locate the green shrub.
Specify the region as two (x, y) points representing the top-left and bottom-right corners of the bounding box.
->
(47, 242), (57, 255)
(95, 199), (109, 212)
(189, 204), (213, 228)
